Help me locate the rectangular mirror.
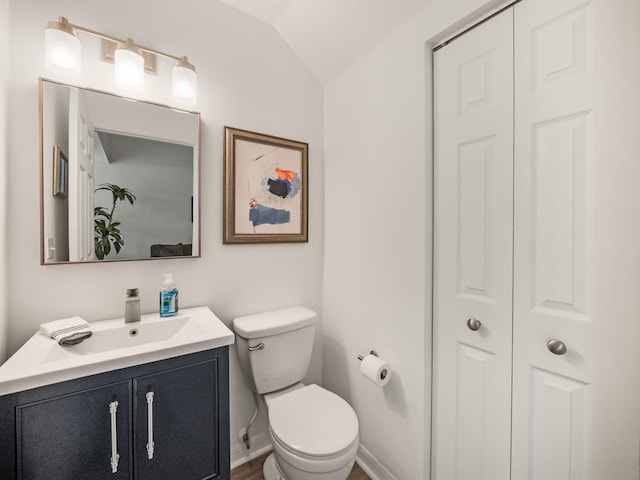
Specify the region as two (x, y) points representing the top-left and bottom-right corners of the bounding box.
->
(40, 79), (201, 264)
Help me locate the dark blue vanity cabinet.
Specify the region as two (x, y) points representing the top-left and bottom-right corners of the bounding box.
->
(0, 347), (230, 480)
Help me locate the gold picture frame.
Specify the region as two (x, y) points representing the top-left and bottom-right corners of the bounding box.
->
(224, 127), (308, 244)
(52, 145), (68, 199)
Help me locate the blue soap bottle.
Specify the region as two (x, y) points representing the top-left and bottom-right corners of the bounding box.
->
(159, 274), (179, 317)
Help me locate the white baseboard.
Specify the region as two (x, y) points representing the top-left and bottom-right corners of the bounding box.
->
(355, 443), (398, 480)
(230, 431), (273, 470)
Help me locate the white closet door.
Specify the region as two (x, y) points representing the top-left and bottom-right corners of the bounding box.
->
(432, 10), (514, 480)
(512, 0), (640, 477)
(511, 0), (593, 477)
(512, 0), (603, 478)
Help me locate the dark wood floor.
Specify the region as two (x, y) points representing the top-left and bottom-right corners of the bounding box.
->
(231, 452), (370, 480)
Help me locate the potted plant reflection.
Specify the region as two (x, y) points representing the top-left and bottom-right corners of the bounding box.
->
(94, 183), (136, 260)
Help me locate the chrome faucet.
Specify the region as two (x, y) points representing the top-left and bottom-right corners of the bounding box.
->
(125, 288), (141, 323)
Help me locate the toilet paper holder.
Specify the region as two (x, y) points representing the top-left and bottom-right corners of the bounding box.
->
(357, 350), (378, 361)
(357, 350), (390, 384)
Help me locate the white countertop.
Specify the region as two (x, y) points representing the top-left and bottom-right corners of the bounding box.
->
(0, 306), (234, 396)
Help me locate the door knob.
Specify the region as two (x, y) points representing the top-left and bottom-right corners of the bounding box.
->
(466, 318), (482, 331)
(547, 339), (567, 355)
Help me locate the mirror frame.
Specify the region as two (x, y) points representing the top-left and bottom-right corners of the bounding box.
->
(39, 78), (202, 265)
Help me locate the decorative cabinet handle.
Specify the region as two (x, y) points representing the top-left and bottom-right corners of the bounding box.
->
(547, 339), (567, 355)
(466, 318), (482, 331)
(248, 343), (265, 351)
(109, 401), (120, 473)
(146, 392), (155, 460)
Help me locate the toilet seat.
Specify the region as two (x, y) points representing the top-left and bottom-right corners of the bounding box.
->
(268, 384), (359, 458)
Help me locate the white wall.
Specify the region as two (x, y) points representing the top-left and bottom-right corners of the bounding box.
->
(323, 1), (508, 478)
(7, 0), (323, 462)
(0, 0), (9, 361)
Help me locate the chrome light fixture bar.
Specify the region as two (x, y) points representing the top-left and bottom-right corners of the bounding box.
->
(45, 17), (197, 105)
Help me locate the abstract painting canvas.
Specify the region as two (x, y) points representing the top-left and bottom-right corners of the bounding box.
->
(224, 127), (308, 243)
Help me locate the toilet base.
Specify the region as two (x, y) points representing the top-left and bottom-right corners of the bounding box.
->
(263, 453), (284, 480)
(263, 450), (355, 480)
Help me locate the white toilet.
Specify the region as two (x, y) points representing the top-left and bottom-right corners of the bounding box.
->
(233, 307), (359, 480)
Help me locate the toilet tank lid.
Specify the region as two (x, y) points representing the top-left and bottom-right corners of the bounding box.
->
(233, 306), (317, 339)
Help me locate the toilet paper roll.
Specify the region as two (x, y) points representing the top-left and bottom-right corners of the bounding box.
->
(360, 354), (391, 386)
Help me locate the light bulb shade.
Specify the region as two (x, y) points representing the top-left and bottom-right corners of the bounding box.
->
(45, 20), (81, 77)
(114, 40), (144, 93)
(172, 58), (197, 105)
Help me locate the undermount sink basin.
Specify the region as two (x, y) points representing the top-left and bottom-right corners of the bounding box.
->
(0, 306), (235, 395)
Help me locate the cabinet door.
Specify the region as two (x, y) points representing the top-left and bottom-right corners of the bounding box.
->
(432, 8), (514, 480)
(16, 381), (131, 480)
(133, 359), (220, 480)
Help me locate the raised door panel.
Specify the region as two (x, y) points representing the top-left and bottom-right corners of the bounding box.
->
(16, 381), (131, 480)
(133, 359), (220, 480)
(512, 0), (594, 478)
(432, 9), (513, 480)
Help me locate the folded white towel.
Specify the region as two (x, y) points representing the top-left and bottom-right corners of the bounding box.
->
(40, 316), (93, 346)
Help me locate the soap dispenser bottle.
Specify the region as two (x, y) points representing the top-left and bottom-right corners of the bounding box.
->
(159, 274), (179, 317)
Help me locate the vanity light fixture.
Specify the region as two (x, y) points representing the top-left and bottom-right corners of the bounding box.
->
(44, 17), (198, 105)
(172, 56), (198, 105)
(114, 38), (145, 93)
(44, 17), (81, 77)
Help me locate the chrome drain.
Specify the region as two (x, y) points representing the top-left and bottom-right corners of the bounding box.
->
(129, 328), (139, 337)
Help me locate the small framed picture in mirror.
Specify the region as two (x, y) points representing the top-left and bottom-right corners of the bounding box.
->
(52, 145), (68, 199)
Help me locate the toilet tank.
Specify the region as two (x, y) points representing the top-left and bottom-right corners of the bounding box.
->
(233, 307), (317, 394)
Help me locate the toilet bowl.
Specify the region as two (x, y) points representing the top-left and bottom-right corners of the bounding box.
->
(232, 307), (360, 480)
(264, 384), (359, 480)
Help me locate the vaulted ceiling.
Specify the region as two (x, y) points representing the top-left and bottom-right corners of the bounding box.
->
(218, 0), (434, 84)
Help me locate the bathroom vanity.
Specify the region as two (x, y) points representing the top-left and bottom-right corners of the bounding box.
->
(0, 306), (233, 480)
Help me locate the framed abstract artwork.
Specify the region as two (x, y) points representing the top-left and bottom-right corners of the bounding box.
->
(224, 127), (308, 243)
